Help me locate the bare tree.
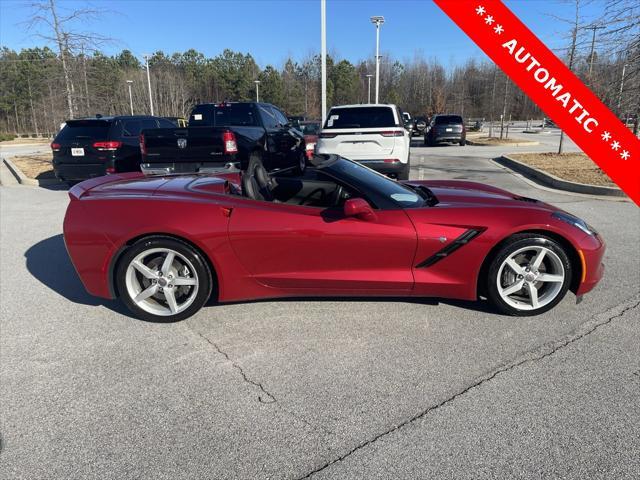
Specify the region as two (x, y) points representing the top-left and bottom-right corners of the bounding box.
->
(25, 0), (112, 119)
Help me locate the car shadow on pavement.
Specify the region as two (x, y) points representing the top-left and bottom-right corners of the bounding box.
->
(25, 234), (133, 317)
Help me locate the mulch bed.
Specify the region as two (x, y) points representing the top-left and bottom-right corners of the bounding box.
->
(10, 154), (56, 180)
(509, 152), (615, 187)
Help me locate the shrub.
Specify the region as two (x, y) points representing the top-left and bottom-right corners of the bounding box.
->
(0, 133), (16, 142)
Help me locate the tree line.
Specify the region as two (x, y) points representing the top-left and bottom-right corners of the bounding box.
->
(0, 0), (637, 136)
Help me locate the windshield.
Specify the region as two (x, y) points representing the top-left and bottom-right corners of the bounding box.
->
(301, 123), (320, 135)
(190, 104), (258, 127)
(324, 157), (424, 208)
(324, 107), (397, 129)
(55, 120), (112, 143)
(434, 115), (463, 125)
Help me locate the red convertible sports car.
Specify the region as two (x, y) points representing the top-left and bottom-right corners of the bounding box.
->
(63, 155), (604, 322)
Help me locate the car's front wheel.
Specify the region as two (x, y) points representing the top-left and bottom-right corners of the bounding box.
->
(486, 234), (572, 316)
(116, 236), (213, 322)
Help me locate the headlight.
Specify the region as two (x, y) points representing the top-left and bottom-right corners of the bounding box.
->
(552, 211), (597, 236)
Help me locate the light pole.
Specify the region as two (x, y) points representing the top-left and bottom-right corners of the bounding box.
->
(366, 74), (373, 103)
(126, 80), (134, 115)
(321, 0), (327, 122)
(254, 80), (260, 102)
(143, 54), (154, 116)
(617, 63), (628, 117)
(370, 16), (384, 104)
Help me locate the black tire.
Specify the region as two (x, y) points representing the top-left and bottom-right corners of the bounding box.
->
(486, 234), (572, 316)
(116, 236), (213, 322)
(459, 139), (466, 146)
(296, 150), (306, 175)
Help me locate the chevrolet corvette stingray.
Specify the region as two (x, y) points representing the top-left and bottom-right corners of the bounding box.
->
(63, 154), (604, 322)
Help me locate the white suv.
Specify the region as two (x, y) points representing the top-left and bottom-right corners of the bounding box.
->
(315, 104), (411, 180)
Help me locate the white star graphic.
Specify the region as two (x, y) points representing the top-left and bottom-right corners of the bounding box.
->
(611, 140), (621, 151)
(485, 15), (495, 25)
(620, 150), (630, 160)
(494, 24), (504, 34)
(476, 5), (486, 15)
(601, 131), (611, 141)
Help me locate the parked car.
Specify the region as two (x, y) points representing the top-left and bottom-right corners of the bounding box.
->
(316, 104), (411, 180)
(140, 102), (306, 175)
(413, 116), (429, 137)
(425, 114), (466, 146)
(299, 121), (321, 159)
(51, 115), (175, 185)
(64, 154), (605, 322)
(402, 111), (417, 136)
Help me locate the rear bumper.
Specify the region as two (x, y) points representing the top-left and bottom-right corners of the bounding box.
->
(141, 161), (240, 175)
(54, 163), (106, 182)
(429, 133), (465, 143)
(356, 159), (407, 174)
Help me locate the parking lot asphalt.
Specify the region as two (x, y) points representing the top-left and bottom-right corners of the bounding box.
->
(1, 138), (639, 479)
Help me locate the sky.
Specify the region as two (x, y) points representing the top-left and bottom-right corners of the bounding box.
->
(0, 0), (606, 67)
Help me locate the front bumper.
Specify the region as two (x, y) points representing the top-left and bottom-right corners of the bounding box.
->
(356, 159), (407, 175)
(575, 232), (606, 296)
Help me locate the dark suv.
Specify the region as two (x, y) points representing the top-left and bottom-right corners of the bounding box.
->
(52, 115), (175, 184)
(425, 114), (466, 146)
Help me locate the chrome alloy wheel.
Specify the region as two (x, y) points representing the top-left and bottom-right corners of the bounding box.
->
(496, 245), (565, 311)
(125, 247), (199, 317)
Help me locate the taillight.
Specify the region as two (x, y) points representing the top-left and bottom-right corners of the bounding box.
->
(51, 142), (61, 151)
(223, 130), (238, 154)
(380, 131), (404, 137)
(93, 141), (122, 151)
(319, 132), (337, 138)
(139, 133), (147, 156)
(384, 159), (400, 163)
(106, 167), (116, 174)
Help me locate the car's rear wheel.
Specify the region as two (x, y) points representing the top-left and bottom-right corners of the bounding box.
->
(486, 234), (572, 316)
(116, 237), (212, 322)
(459, 139), (466, 146)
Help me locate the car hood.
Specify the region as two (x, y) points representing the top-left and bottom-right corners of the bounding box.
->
(406, 180), (558, 211)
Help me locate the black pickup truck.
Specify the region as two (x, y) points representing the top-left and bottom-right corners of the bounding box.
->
(140, 102), (306, 175)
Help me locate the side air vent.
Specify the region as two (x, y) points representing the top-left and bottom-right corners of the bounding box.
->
(415, 228), (483, 268)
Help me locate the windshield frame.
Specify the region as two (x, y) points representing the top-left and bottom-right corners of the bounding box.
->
(317, 156), (427, 209)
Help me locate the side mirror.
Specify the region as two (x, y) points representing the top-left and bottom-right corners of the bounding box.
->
(344, 198), (377, 221)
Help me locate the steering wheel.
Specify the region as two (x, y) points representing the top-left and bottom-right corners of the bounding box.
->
(242, 155), (274, 201)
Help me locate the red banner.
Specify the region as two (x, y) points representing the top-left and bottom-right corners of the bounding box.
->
(434, 0), (640, 205)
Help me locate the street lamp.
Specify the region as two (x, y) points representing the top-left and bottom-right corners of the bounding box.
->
(254, 80), (261, 102)
(143, 54), (154, 116)
(370, 15), (385, 104)
(321, 0), (327, 122)
(365, 74), (373, 104)
(126, 80), (134, 115)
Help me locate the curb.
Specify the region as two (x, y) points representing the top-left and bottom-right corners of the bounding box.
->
(2, 157), (60, 187)
(495, 155), (626, 198)
(467, 139), (540, 147)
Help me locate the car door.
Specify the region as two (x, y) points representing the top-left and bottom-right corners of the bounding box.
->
(227, 199), (417, 292)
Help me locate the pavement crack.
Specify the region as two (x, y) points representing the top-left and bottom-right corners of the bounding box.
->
(190, 326), (277, 404)
(295, 297), (640, 479)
